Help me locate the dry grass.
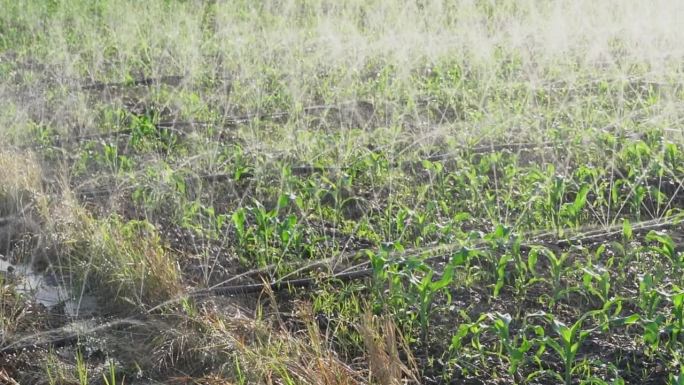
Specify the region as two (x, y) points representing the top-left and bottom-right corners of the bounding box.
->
(0, 368), (20, 385)
(0, 150), (42, 196)
(231, 293), (368, 385)
(359, 312), (418, 385)
(0, 148), (44, 223)
(45, 195), (183, 310)
(92, 217), (182, 307)
(150, 291), (376, 385)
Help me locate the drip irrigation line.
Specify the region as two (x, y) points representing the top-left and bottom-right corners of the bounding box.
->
(66, 139), (555, 197)
(73, 175), (242, 200)
(0, 318), (146, 355)
(56, 129), (134, 144)
(193, 217), (683, 299)
(421, 141), (556, 162)
(193, 267), (376, 297)
(81, 75), (187, 90)
(379, 141), (558, 169)
(1, 217), (680, 354)
(22, 103), (341, 148)
(534, 218), (682, 248)
(74, 165), (354, 198)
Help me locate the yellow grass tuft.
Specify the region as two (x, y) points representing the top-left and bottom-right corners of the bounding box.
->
(359, 312), (418, 385)
(0, 149), (44, 217)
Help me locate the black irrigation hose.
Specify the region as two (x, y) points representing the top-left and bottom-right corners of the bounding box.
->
(74, 166), (350, 198)
(0, 332), (80, 355)
(427, 141), (555, 159)
(0, 267), (376, 355)
(535, 219), (681, 249)
(81, 75), (187, 90)
(74, 173), (246, 200)
(195, 267), (376, 297)
(186, 166), (348, 180)
(0, 319), (147, 355)
(394, 141), (555, 168)
(48, 124), (199, 146)
(69, 140), (553, 199)
(199, 219), (684, 298)
(24, 104), (342, 147)
(1, 219), (680, 355)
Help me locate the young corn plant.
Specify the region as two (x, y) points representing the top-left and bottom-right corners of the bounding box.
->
(232, 207), (250, 248)
(547, 173), (566, 236)
(559, 184), (590, 230)
(667, 290), (684, 349)
(411, 249), (469, 341)
(231, 195), (304, 270)
(488, 312), (535, 381)
(129, 114), (158, 152)
(129, 113), (178, 154)
(180, 200), (229, 240)
(639, 274), (665, 321)
(366, 243), (411, 318)
(100, 143), (132, 174)
(531, 246), (571, 305)
(581, 265), (611, 305)
(536, 304), (639, 385)
(493, 253), (513, 298)
(449, 313), (490, 376)
(645, 230), (683, 272)
(635, 274), (669, 353)
(540, 311), (601, 385)
(579, 244), (613, 306)
(508, 236), (542, 298)
(485, 225), (521, 298)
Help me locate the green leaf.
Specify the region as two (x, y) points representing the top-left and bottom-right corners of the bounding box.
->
(673, 292), (684, 311)
(494, 254), (512, 297)
(571, 185), (590, 214)
(277, 193), (289, 210)
(430, 264), (454, 291)
(646, 230), (675, 259)
(493, 318), (506, 334)
(553, 320), (572, 345)
(643, 320), (661, 346)
(232, 209), (246, 237)
(544, 337), (564, 359)
(528, 249), (539, 276)
(570, 341), (581, 355)
(622, 219), (633, 241)
(451, 249), (471, 266)
(611, 314), (640, 326)
(450, 323), (472, 351)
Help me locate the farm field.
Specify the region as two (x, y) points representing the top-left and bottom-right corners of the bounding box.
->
(3, 1), (684, 384)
